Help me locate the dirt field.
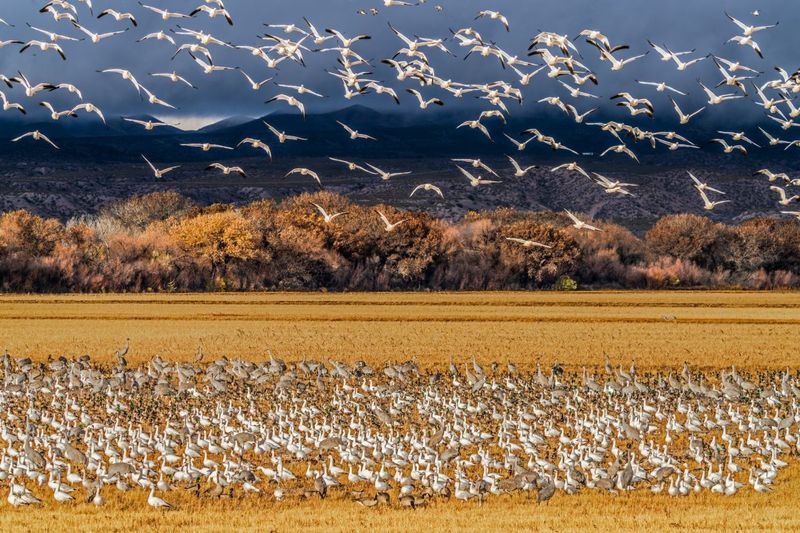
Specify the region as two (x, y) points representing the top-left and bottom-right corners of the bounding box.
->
(1, 291), (798, 532)
(0, 291), (798, 368)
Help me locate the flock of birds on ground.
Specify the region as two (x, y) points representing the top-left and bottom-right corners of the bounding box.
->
(1, 1), (800, 244)
(0, 342), (798, 510)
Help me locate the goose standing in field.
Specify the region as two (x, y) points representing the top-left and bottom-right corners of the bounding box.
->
(142, 154), (180, 178)
(206, 163), (248, 178)
(376, 210), (407, 232)
(337, 121), (376, 141)
(505, 237), (552, 249)
(147, 487), (172, 509)
(410, 183), (444, 199)
(312, 203), (347, 223)
(565, 210), (601, 231)
(11, 130), (59, 149)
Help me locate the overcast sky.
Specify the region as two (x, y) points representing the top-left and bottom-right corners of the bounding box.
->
(0, 0), (798, 127)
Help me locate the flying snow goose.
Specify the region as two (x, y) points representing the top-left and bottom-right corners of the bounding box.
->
(150, 71), (197, 89)
(237, 138), (272, 159)
(286, 167), (322, 187)
(328, 158), (376, 174)
(505, 238), (552, 249)
(565, 210), (601, 231)
(180, 142), (233, 151)
(364, 163), (411, 181)
(697, 188), (731, 210)
(266, 94), (305, 118)
(507, 155), (538, 177)
(97, 8), (137, 26)
(376, 210), (407, 232)
(670, 97), (705, 124)
(410, 183), (444, 198)
(12, 130), (59, 149)
(141, 154), (180, 178)
(456, 165), (501, 187)
(264, 122), (307, 143)
(769, 186), (800, 205)
(138, 3), (190, 20)
(312, 203), (347, 223)
(337, 121), (376, 140)
(475, 10), (509, 31)
(206, 163), (248, 178)
(688, 171), (726, 194)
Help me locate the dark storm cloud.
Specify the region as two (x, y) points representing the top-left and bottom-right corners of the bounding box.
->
(0, 0), (797, 124)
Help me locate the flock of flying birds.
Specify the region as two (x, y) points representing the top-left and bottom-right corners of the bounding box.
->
(0, 347), (798, 509)
(1, 1), (800, 244)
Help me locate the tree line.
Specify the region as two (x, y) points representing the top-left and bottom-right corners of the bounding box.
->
(0, 191), (798, 292)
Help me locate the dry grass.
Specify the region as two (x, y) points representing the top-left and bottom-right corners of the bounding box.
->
(1, 291), (798, 369)
(2, 465), (799, 532)
(1, 290), (799, 531)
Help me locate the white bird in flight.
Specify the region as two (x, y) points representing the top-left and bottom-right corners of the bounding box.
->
(141, 154), (180, 178)
(12, 130), (59, 149)
(312, 203), (347, 223)
(376, 210), (407, 232)
(565, 210), (601, 231)
(505, 237), (552, 249)
(410, 183), (444, 199)
(337, 121), (376, 141)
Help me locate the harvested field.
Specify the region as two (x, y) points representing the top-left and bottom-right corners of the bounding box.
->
(0, 291), (798, 368)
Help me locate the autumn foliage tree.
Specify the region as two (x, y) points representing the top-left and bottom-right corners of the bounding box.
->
(176, 210), (257, 286)
(0, 192), (799, 292)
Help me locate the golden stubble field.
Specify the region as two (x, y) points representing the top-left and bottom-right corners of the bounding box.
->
(0, 291), (798, 369)
(0, 290), (799, 532)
